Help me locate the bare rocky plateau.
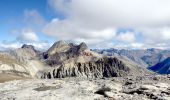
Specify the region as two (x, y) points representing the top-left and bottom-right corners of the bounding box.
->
(0, 75), (170, 100)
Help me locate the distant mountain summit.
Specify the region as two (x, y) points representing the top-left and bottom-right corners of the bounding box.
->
(43, 40), (89, 66)
(149, 57), (170, 74)
(22, 44), (35, 50)
(47, 40), (70, 55)
(47, 40), (88, 57)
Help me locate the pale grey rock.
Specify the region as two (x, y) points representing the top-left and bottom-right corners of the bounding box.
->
(0, 75), (170, 100)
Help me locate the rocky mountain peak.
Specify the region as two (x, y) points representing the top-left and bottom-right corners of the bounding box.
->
(47, 40), (70, 55)
(21, 44), (36, 52)
(44, 41), (89, 65)
(78, 42), (88, 52)
(47, 41), (88, 56)
(52, 40), (68, 48)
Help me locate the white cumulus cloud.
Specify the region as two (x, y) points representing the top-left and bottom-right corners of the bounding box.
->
(17, 29), (39, 42)
(43, 0), (170, 49)
(43, 19), (116, 47)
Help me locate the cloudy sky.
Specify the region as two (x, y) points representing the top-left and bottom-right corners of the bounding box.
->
(1, 0), (170, 50)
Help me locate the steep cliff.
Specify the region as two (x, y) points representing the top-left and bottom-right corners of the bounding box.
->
(40, 57), (130, 78)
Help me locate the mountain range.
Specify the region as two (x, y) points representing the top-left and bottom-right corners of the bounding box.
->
(0, 40), (170, 81)
(93, 48), (170, 74)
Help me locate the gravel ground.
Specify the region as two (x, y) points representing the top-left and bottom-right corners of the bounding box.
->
(0, 75), (170, 100)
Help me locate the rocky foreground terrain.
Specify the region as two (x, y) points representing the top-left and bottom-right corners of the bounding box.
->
(0, 75), (170, 100)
